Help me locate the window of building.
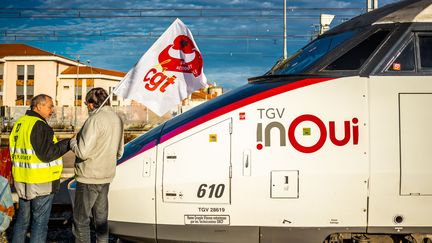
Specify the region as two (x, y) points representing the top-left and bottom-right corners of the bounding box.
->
(85, 79), (94, 101)
(26, 65), (35, 105)
(0, 79), (3, 106)
(16, 65), (24, 105)
(27, 65), (34, 80)
(386, 39), (415, 72)
(16, 85), (24, 106)
(0, 63), (3, 80)
(17, 65), (24, 80)
(419, 35), (432, 69)
(75, 79), (82, 106)
(109, 87), (118, 102)
(325, 30), (390, 71)
(26, 83), (34, 106)
(16, 65), (35, 106)
(86, 79), (94, 90)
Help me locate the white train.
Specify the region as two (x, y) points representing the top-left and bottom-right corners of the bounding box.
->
(107, 0), (432, 242)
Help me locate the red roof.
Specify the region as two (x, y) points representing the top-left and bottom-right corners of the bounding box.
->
(62, 66), (126, 78)
(0, 43), (125, 78)
(0, 44), (58, 58)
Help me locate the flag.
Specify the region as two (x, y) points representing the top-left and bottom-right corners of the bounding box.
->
(113, 18), (207, 116)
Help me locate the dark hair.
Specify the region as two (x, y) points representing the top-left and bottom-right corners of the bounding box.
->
(85, 87), (110, 108)
(30, 94), (52, 110)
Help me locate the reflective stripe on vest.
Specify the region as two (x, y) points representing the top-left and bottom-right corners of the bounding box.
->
(12, 159), (62, 169)
(9, 148), (35, 155)
(9, 115), (63, 184)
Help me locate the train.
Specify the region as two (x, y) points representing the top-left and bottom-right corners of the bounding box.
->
(107, 0), (432, 242)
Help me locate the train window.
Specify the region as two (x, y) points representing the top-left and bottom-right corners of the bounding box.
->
(419, 35), (432, 69)
(268, 30), (357, 75)
(386, 39), (415, 72)
(325, 30), (390, 71)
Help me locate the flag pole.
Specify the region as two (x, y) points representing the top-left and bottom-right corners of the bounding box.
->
(96, 73), (129, 113)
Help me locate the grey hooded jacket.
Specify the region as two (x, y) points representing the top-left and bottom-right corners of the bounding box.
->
(70, 106), (124, 184)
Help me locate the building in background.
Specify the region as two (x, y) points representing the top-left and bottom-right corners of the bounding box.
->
(58, 66), (125, 107)
(0, 44), (126, 107)
(180, 83), (223, 113)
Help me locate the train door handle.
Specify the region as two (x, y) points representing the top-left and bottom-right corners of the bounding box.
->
(243, 150), (251, 176)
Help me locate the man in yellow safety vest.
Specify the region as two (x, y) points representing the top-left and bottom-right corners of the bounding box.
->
(9, 94), (70, 243)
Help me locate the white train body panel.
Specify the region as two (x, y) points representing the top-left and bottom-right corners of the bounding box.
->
(368, 76), (432, 230)
(109, 145), (157, 224)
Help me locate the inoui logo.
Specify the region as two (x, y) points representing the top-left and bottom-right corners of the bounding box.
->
(255, 108), (359, 153)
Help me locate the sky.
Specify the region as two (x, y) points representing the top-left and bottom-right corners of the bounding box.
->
(0, 0), (399, 91)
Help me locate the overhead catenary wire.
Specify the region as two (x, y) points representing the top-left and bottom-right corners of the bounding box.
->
(0, 6), (362, 42)
(0, 7), (365, 19)
(0, 33), (311, 40)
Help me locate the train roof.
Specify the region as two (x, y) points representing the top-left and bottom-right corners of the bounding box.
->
(326, 0), (432, 35)
(376, 0), (432, 24)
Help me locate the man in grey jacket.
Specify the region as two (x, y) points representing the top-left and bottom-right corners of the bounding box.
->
(70, 87), (124, 243)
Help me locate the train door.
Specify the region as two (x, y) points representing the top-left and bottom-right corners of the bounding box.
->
(156, 118), (236, 242)
(368, 31), (432, 233)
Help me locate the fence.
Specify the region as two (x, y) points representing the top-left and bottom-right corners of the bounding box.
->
(0, 105), (172, 133)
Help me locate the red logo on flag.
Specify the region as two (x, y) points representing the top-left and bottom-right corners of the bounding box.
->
(158, 35), (203, 77)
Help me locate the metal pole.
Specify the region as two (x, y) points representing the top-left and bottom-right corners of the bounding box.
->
(61, 106), (64, 129)
(366, 0), (378, 12)
(283, 0), (287, 59)
(373, 0), (378, 10)
(74, 56), (80, 131)
(6, 107), (10, 133)
(86, 60), (92, 98)
(87, 60), (93, 82)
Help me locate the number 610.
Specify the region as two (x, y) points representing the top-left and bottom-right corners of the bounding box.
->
(197, 184), (225, 198)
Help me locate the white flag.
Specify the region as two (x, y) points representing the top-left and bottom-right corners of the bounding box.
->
(114, 18), (207, 116)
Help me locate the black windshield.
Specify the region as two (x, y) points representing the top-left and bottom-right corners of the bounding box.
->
(268, 30), (357, 75)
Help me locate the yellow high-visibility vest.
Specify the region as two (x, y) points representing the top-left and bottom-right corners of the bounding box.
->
(9, 115), (63, 184)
